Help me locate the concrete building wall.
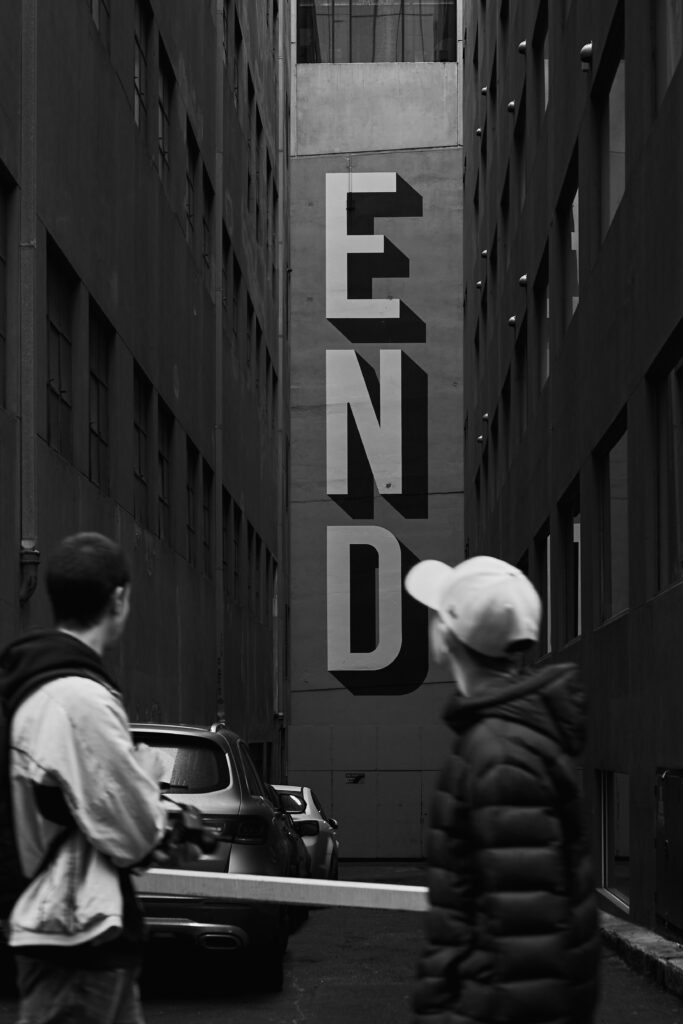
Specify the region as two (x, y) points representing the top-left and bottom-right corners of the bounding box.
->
(0, 0), (289, 766)
(289, 16), (464, 856)
(463, 0), (683, 931)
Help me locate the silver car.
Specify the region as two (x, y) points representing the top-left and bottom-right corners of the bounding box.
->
(272, 785), (340, 879)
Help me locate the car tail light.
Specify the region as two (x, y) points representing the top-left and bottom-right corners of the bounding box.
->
(202, 814), (269, 845)
(293, 820), (320, 837)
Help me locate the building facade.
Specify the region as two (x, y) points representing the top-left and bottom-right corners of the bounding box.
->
(0, 0), (290, 774)
(288, 0), (464, 856)
(463, 0), (683, 932)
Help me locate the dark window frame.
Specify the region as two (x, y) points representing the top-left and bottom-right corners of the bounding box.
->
(88, 301), (112, 492)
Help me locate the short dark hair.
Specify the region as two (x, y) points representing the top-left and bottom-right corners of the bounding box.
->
(46, 532), (130, 628)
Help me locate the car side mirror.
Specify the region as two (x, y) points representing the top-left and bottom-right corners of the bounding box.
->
(328, 818), (339, 830)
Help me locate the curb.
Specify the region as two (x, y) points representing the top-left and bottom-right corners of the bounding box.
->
(601, 910), (683, 999)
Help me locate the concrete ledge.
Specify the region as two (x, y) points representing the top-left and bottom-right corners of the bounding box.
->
(601, 910), (683, 999)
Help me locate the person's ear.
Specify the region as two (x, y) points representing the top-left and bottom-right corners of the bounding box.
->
(111, 585), (130, 617)
(430, 616), (452, 664)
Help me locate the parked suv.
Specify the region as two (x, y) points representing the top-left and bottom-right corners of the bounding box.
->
(130, 723), (298, 989)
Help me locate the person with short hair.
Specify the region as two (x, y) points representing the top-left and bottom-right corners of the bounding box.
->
(0, 532), (166, 1024)
(405, 555), (601, 1024)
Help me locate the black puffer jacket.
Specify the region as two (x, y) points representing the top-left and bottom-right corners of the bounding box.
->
(413, 663), (600, 1024)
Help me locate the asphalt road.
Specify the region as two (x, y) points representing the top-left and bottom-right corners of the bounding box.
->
(2, 915), (682, 1023)
(1, 865), (683, 1023)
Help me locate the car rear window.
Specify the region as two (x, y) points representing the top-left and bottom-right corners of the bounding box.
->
(278, 792), (306, 814)
(134, 735), (230, 793)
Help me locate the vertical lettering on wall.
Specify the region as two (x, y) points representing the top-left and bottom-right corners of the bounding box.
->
(327, 525), (402, 672)
(324, 169), (429, 695)
(326, 172), (401, 321)
(326, 349), (402, 497)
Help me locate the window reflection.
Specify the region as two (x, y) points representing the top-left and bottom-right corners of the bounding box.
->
(297, 0), (458, 63)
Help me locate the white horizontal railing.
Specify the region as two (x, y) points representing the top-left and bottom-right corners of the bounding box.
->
(136, 869), (429, 913)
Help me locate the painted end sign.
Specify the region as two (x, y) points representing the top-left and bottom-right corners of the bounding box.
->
(324, 171), (429, 696)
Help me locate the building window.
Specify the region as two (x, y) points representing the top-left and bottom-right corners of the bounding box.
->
(247, 74), (255, 217)
(202, 461), (213, 577)
(234, 12), (243, 105)
(265, 549), (273, 625)
(598, 422), (629, 621)
(534, 0), (549, 117)
(90, 0), (111, 51)
(158, 400), (173, 542)
(186, 439), (198, 566)
(221, 228), (231, 317)
(158, 44), (173, 182)
(88, 302), (112, 492)
(559, 480), (581, 643)
(266, 156), (273, 266)
(560, 156), (579, 327)
(655, 353), (683, 590)
(513, 92), (526, 213)
(266, 353), (272, 426)
(46, 246), (75, 461)
(233, 502), (242, 600)
(599, 10), (625, 239)
(535, 522), (552, 654)
(246, 295), (254, 378)
(500, 371), (511, 472)
(653, 0), (683, 107)
(185, 122), (198, 244)
(255, 534), (263, 620)
(534, 249), (550, 390)
(232, 258), (242, 352)
(134, 0), (150, 131)
(272, 185), (279, 295)
(0, 187), (7, 409)
(271, 367), (279, 431)
(222, 488), (231, 602)
(255, 322), (263, 401)
(247, 522), (255, 612)
(222, 0), (229, 63)
(272, 0), (279, 62)
(513, 320), (528, 444)
(297, 0), (458, 63)
(133, 364), (151, 526)
(202, 170), (213, 282)
(255, 113), (263, 241)
(599, 770), (630, 909)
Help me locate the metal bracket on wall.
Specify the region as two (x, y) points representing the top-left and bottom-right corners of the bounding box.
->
(19, 547), (40, 606)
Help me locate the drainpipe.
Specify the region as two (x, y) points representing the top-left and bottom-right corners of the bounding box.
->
(19, 0), (40, 610)
(214, 0), (226, 726)
(273, 0), (291, 774)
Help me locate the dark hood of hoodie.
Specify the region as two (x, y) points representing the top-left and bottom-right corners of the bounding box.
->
(0, 628), (118, 709)
(443, 662), (587, 756)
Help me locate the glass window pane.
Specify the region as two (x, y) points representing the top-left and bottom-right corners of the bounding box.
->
(602, 770), (630, 905)
(136, 738), (230, 792)
(655, 0), (683, 105)
(297, 0), (457, 62)
(608, 431), (629, 615)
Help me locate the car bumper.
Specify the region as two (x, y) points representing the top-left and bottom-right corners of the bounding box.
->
(140, 895), (284, 951)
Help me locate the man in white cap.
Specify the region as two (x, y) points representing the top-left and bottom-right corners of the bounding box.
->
(405, 555), (600, 1024)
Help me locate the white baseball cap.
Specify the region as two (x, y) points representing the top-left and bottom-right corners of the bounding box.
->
(404, 555), (542, 659)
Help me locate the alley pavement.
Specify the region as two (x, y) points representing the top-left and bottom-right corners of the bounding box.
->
(1, 861), (682, 1022)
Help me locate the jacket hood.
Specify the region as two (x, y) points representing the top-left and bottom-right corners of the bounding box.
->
(444, 662), (587, 756)
(0, 629), (117, 710)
